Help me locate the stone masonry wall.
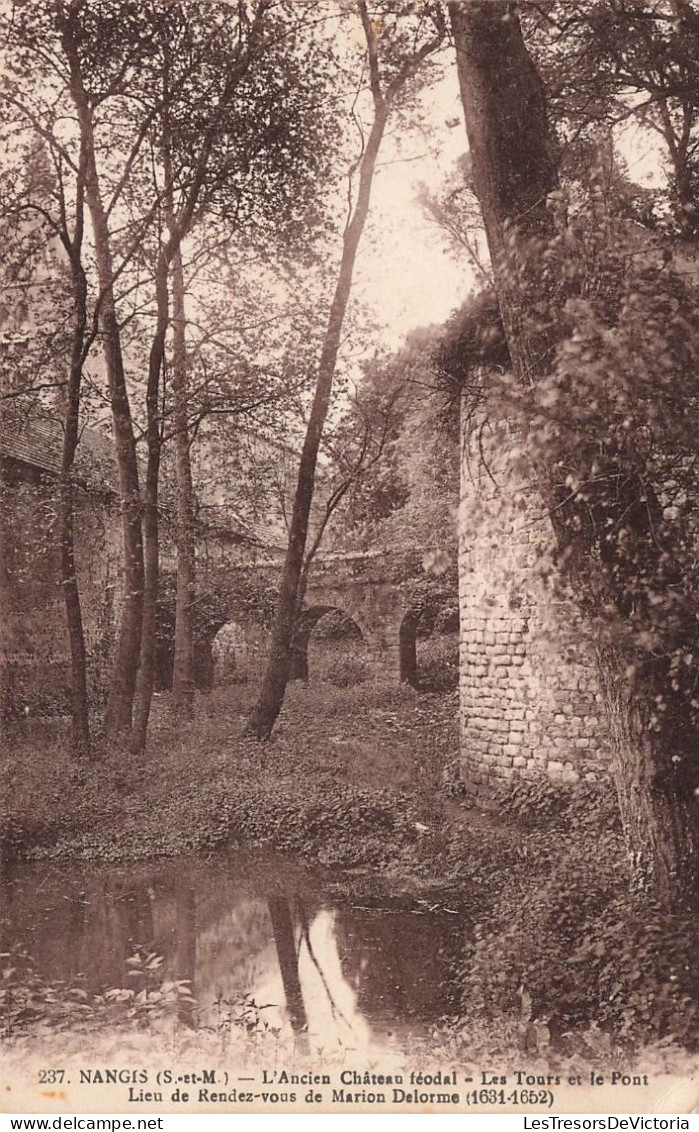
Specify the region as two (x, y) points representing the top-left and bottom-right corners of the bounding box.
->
(458, 412), (610, 797)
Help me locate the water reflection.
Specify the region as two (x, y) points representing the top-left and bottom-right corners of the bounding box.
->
(1, 858), (464, 1055)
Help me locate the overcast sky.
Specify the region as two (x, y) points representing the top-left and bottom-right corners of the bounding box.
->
(350, 66), (477, 351)
(352, 61), (669, 355)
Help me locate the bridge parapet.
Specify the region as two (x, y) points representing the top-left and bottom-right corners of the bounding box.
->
(204, 545), (454, 589)
(189, 544), (458, 687)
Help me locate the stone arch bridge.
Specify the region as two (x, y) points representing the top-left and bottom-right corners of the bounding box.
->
(0, 398), (456, 714)
(156, 549), (457, 690)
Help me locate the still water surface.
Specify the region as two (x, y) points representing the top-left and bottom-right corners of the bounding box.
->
(1, 854), (466, 1056)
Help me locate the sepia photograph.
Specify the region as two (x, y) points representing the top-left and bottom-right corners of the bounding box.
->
(0, 0), (697, 1118)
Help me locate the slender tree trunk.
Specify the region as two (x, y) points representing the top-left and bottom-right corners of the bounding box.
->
(170, 244), (197, 719)
(143, 53), (217, 728)
(58, 474), (91, 755)
(288, 552), (313, 683)
(85, 241), (144, 739)
(117, 63), (215, 747)
(129, 57), (200, 749)
(62, 15), (144, 740)
(58, 248), (91, 758)
(246, 0), (449, 737)
(132, 261), (169, 753)
(131, 111), (211, 746)
(449, 0), (698, 906)
(246, 107), (389, 739)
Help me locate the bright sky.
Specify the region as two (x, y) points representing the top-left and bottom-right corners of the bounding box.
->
(352, 64), (671, 355)
(351, 66), (477, 350)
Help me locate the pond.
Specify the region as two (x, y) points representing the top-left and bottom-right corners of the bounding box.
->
(1, 853), (467, 1057)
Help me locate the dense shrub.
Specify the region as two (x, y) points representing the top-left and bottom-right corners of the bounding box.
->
(417, 632), (459, 692)
(311, 610), (362, 640)
(308, 640), (370, 687)
(1, 946), (194, 1040)
(323, 655), (369, 687)
(495, 776), (619, 827)
(453, 802), (698, 1051)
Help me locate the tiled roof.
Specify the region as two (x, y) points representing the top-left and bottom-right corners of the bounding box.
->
(0, 411), (295, 549)
(0, 410), (118, 490)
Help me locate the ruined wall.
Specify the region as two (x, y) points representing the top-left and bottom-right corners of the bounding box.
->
(458, 414), (609, 796)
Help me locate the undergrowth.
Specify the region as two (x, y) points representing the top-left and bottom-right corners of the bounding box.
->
(1, 681), (459, 868)
(452, 780), (699, 1052)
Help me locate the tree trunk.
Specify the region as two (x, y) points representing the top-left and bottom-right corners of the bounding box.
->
(86, 261), (144, 739)
(448, 0), (557, 382)
(132, 261), (168, 753)
(130, 460), (158, 750)
(62, 15), (144, 740)
(58, 475), (91, 755)
(449, 0), (699, 906)
(58, 248), (91, 758)
(245, 0), (450, 738)
(246, 105), (389, 739)
(170, 244), (197, 720)
(130, 55), (211, 747)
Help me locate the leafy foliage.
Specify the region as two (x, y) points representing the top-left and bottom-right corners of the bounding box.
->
(455, 817), (699, 1049)
(416, 633), (459, 693)
(484, 189), (699, 739)
(1, 946), (193, 1040)
(1, 679), (459, 863)
(523, 0), (699, 238)
(313, 650), (369, 688)
(329, 329), (460, 554)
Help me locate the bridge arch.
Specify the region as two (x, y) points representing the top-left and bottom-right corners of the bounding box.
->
(398, 598), (459, 691)
(211, 619), (261, 685)
(153, 555), (459, 692)
(291, 605), (368, 684)
(154, 606), (224, 692)
(153, 577), (270, 691)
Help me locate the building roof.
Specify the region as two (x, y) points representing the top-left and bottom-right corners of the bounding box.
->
(0, 408), (326, 553)
(0, 409), (117, 489)
(0, 409), (265, 549)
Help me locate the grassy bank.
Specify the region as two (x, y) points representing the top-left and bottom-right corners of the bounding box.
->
(2, 681), (461, 870)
